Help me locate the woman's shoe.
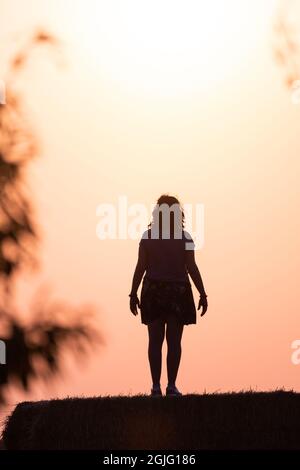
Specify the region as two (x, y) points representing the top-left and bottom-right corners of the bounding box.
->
(166, 385), (182, 397)
(151, 386), (162, 397)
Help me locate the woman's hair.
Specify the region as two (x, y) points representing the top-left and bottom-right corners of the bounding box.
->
(149, 194), (185, 237)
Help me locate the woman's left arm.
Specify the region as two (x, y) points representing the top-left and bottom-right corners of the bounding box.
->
(185, 249), (208, 317)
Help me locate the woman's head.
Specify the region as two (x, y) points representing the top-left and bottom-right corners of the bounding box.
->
(150, 194), (185, 238)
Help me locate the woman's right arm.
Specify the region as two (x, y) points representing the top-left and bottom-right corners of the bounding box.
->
(129, 241), (147, 315)
(130, 242), (147, 296)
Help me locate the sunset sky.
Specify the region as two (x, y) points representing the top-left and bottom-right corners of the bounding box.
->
(0, 0), (299, 407)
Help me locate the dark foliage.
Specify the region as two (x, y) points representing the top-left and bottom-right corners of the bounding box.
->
(0, 30), (101, 404)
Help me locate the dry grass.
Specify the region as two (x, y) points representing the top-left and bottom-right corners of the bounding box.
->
(2, 391), (300, 450)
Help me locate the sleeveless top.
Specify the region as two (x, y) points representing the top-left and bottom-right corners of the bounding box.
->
(139, 229), (194, 283)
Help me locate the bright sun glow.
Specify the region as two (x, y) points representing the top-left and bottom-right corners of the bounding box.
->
(73, 0), (271, 95)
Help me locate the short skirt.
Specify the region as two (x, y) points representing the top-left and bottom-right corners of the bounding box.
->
(140, 277), (196, 325)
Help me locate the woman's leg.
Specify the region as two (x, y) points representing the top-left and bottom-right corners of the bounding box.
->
(147, 319), (165, 387)
(166, 316), (184, 387)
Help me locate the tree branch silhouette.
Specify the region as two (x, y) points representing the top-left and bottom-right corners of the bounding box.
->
(0, 29), (102, 404)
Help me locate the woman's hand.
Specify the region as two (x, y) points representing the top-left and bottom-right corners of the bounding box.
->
(198, 295), (208, 317)
(129, 294), (140, 316)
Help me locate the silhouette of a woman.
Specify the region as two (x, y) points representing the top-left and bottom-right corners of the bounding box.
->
(129, 195), (207, 396)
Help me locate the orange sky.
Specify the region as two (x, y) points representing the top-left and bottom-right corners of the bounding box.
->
(0, 0), (300, 406)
